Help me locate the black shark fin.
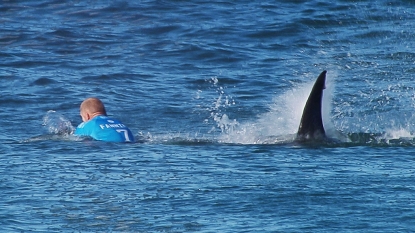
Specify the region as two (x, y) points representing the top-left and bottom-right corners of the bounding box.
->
(296, 70), (327, 141)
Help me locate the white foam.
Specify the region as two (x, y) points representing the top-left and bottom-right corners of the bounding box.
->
(217, 73), (336, 144)
(384, 128), (413, 139)
(43, 110), (75, 135)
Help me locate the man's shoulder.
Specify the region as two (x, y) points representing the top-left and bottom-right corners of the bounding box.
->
(77, 121), (87, 129)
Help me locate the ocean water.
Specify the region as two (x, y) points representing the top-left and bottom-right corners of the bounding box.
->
(1, 0), (415, 232)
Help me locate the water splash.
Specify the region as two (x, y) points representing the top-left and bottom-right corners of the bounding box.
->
(217, 76), (336, 144)
(204, 76), (238, 134)
(179, 72), (415, 146)
(42, 110), (75, 135)
(384, 128), (413, 140)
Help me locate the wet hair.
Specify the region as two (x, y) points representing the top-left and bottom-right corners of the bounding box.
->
(80, 97), (107, 115)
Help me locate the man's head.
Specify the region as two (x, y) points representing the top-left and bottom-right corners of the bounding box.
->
(80, 97), (107, 122)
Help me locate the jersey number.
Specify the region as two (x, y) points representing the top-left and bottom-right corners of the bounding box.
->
(116, 129), (132, 142)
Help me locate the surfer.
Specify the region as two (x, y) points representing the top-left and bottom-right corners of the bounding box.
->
(74, 97), (135, 142)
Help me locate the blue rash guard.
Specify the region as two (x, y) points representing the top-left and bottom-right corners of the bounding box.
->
(74, 115), (134, 142)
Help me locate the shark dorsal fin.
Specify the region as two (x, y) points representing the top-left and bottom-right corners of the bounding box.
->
(296, 70), (327, 141)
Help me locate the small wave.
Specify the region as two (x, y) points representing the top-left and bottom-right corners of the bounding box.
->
(346, 132), (415, 147)
(31, 77), (56, 86)
(23, 134), (84, 143)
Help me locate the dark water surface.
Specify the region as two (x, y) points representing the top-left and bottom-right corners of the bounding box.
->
(2, 0), (415, 232)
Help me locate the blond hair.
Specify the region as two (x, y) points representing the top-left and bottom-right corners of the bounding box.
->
(80, 97), (107, 115)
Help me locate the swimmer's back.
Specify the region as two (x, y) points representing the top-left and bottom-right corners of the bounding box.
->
(75, 115), (134, 142)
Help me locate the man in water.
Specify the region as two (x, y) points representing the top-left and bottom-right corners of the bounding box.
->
(74, 97), (135, 142)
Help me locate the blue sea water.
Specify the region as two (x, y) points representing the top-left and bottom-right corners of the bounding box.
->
(1, 0), (415, 232)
